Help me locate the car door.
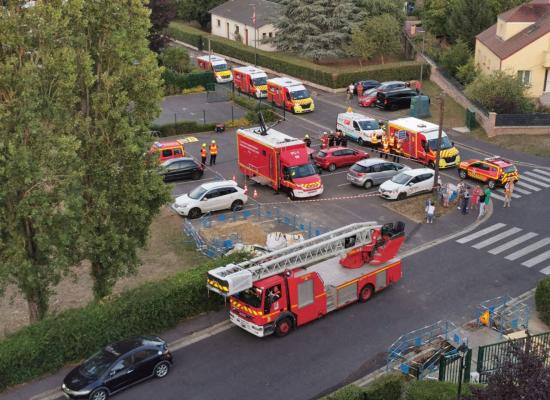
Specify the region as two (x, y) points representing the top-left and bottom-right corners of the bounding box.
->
(419, 173), (435, 192)
(331, 150), (345, 167)
(105, 355), (135, 393)
(163, 161), (181, 181)
(201, 189), (222, 212)
(406, 176), (421, 195)
(342, 149), (358, 166)
(352, 121), (361, 140)
(370, 162), (384, 185)
(215, 187), (237, 211)
(131, 349), (160, 382)
(381, 163), (398, 182)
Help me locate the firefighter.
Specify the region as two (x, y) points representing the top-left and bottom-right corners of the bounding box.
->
(200, 143), (207, 165)
(303, 134), (312, 148)
(381, 134), (390, 159)
(321, 132), (329, 149)
(393, 138), (403, 163)
(209, 140), (218, 166)
(335, 130), (342, 146)
(389, 131), (396, 149)
(339, 130), (348, 147)
(370, 132), (378, 152)
(328, 131), (336, 147)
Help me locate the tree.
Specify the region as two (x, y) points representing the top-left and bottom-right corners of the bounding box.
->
(176, 0), (225, 29)
(0, 2), (83, 322)
(272, 0), (363, 61)
(70, 0), (171, 300)
(465, 70), (535, 114)
(422, 0), (453, 38)
(456, 57), (479, 85)
(448, 0), (497, 48)
(354, 0), (405, 21)
(440, 39), (471, 75)
(160, 47), (191, 73)
(148, 0), (177, 53)
(350, 14), (402, 64)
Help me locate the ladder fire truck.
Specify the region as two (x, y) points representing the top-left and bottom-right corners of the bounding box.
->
(207, 221), (406, 337)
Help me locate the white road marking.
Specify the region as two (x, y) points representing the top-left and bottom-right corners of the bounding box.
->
(533, 168), (550, 178)
(456, 223), (506, 244)
(472, 227), (523, 249)
(516, 180), (542, 191)
(540, 265), (550, 275)
(337, 183), (351, 187)
(488, 232), (539, 255)
(519, 175), (550, 188)
(505, 238), (550, 261)
(524, 170), (550, 183)
(522, 250), (550, 268)
(489, 192), (505, 201)
(512, 187), (531, 195)
(496, 188), (521, 199)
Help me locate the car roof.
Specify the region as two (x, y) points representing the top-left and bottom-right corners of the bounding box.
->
(380, 80), (406, 86)
(383, 88), (416, 95)
(199, 180), (239, 190)
(106, 336), (164, 356)
(403, 168), (433, 176)
(161, 157), (194, 166)
(323, 146), (350, 152)
(356, 158), (394, 166)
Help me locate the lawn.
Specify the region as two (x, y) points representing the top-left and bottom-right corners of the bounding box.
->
(470, 130), (550, 158)
(421, 80), (469, 130)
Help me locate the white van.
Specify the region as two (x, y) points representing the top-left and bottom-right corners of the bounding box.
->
(336, 111), (384, 146)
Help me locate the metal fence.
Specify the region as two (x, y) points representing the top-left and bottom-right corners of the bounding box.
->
(206, 82), (232, 103)
(476, 295), (530, 336)
(495, 113), (550, 126)
(438, 348), (472, 383)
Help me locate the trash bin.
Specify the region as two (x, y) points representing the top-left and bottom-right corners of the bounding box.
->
(466, 108), (477, 129)
(410, 95), (431, 118)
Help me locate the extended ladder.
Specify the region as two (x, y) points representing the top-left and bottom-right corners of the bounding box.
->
(207, 222), (380, 296)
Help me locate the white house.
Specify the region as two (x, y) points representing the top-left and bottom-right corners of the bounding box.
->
(210, 0), (281, 52)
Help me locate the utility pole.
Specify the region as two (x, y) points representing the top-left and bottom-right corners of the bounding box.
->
(419, 30), (426, 83)
(433, 95), (444, 191)
(250, 4), (257, 66)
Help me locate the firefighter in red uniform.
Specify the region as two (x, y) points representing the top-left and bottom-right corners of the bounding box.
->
(321, 132), (329, 149)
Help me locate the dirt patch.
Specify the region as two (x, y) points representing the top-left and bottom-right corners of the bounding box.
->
(199, 218), (296, 246)
(383, 193), (454, 224)
(0, 206), (206, 338)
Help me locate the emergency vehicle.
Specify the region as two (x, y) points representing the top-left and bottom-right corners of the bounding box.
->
(237, 125), (323, 199)
(149, 140), (185, 163)
(196, 55), (232, 83)
(267, 77), (315, 113)
(207, 221), (406, 337)
(233, 66), (268, 98)
(337, 109), (384, 146)
(387, 117), (461, 169)
(458, 157), (519, 189)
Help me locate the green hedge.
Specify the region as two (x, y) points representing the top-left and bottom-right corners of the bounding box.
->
(163, 69), (215, 90)
(166, 24), (203, 50)
(324, 384), (366, 400)
(536, 277), (550, 325)
(0, 254), (247, 391)
(150, 120), (217, 137)
(231, 93), (279, 123)
(364, 373), (408, 400)
(334, 63), (431, 88)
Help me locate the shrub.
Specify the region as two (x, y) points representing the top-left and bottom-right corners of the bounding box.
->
(231, 93), (279, 123)
(456, 58), (479, 85)
(536, 277), (550, 325)
(404, 380), (477, 400)
(323, 385), (366, 400)
(150, 120), (217, 137)
(0, 254), (247, 391)
(162, 69), (215, 90)
(160, 46), (191, 73)
(166, 23), (203, 50)
(440, 40), (471, 76)
(364, 373), (408, 400)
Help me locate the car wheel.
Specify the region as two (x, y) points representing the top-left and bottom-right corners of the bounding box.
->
(328, 163), (336, 172)
(275, 317), (293, 337)
(358, 138), (364, 146)
(488, 180), (496, 190)
(458, 169), (467, 179)
(231, 200), (244, 211)
(397, 192), (407, 201)
(154, 361), (170, 379)
(89, 388), (109, 400)
(363, 180), (373, 190)
(188, 208), (201, 219)
(288, 190), (296, 201)
(191, 171), (202, 180)
(358, 284), (374, 303)
(428, 161), (435, 169)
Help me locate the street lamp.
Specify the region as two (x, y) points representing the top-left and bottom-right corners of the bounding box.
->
(456, 343), (469, 400)
(433, 94), (444, 192)
(419, 29), (426, 84)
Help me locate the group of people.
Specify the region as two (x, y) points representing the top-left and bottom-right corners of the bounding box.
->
(376, 131), (403, 163)
(435, 181), (496, 219)
(200, 140), (218, 166)
(316, 130), (348, 149)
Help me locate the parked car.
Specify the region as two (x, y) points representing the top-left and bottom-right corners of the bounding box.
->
(171, 180), (248, 218)
(457, 157), (519, 189)
(358, 88), (378, 107)
(149, 140), (185, 163)
(376, 81), (407, 92)
(347, 158), (410, 189)
(159, 157), (204, 182)
(379, 168), (435, 200)
(353, 79), (380, 94)
(313, 146), (369, 172)
(375, 88), (419, 111)
(61, 336), (172, 400)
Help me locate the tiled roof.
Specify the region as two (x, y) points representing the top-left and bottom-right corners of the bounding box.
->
(210, 0), (281, 28)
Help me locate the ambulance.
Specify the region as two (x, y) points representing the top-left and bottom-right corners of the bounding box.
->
(336, 109), (384, 146)
(267, 77), (315, 113)
(196, 55), (232, 83)
(233, 66), (268, 98)
(387, 117), (461, 169)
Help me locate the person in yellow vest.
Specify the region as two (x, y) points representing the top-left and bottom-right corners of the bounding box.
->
(381, 134), (390, 159)
(370, 133), (378, 152)
(389, 132), (395, 148)
(393, 138), (403, 162)
(209, 140), (218, 166)
(200, 143), (207, 165)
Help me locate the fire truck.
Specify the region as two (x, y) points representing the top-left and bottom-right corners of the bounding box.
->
(237, 123), (323, 199)
(387, 117), (461, 169)
(458, 157), (520, 189)
(233, 66), (268, 98)
(207, 221), (406, 337)
(267, 77), (315, 113)
(196, 55), (232, 83)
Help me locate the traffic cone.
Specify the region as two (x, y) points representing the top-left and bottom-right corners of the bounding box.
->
(253, 189), (258, 199)
(243, 184), (248, 194)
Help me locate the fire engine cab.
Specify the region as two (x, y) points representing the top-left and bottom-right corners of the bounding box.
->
(267, 77), (315, 113)
(458, 157), (519, 189)
(233, 66), (268, 98)
(196, 55), (232, 83)
(207, 221), (406, 337)
(387, 117), (461, 169)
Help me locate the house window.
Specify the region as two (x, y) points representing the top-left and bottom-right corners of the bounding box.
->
(517, 70), (531, 85)
(217, 19), (220, 27)
(235, 25), (239, 33)
(268, 32), (273, 38)
(262, 32), (267, 39)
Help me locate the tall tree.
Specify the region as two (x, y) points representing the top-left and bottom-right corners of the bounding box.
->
(0, 1), (83, 322)
(148, 0), (176, 53)
(71, 0), (171, 300)
(354, 0), (405, 21)
(422, 0), (453, 38)
(448, 0), (495, 48)
(350, 13), (402, 64)
(176, 0), (224, 29)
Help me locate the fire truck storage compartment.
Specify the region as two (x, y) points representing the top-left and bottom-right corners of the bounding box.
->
(338, 283), (358, 307)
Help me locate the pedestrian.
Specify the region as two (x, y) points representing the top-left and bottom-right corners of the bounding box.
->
(303, 134), (312, 148)
(348, 83), (355, 98)
(381, 134), (390, 159)
(370, 132), (378, 152)
(339, 130), (348, 147)
(357, 82), (364, 97)
(478, 185), (492, 219)
(471, 185), (481, 210)
(335, 130), (342, 146)
(415, 80), (422, 94)
(503, 180), (515, 208)
(443, 183), (451, 208)
(209, 140), (218, 166)
(200, 143), (207, 166)
(328, 131), (336, 147)
(456, 180), (465, 209)
(425, 200), (435, 224)
(461, 185), (471, 215)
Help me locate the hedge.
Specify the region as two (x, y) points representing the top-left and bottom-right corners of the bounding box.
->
(0, 253), (247, 391)
(364, 373), (408, 400)
(536, 277), (550, 325)
(166, 24), (203, 50)
(163, 69), (215, 90)
(150, 120), (217, 137)
(231, 93), (279, 123)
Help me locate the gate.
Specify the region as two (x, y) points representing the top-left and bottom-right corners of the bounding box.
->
(438, 348), (472, 383)
(206, 83), (232, 103)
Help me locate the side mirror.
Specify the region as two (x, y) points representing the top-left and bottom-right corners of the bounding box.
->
(201, 197), (208, 201)
(407, 181), (414, 186)
(109, 370), (117, 378)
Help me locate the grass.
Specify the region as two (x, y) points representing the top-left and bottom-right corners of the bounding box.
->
(470, 130), (550, 158)
(383, 193), (454, 224)
(421, 80), (468, 129)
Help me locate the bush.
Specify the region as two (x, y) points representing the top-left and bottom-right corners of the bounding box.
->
(231, 93), (279, 123)
(334, 63), (430, 88)
(456, 58), (478, 85)
(364, 373), (408, 400)
(536, 277), (550, 325)
(162, 69), (215, 90)
(160, 46), (191, 73)
(166, 23), (203, 50)
(150, 120), (217, 137)
(323, 385), (366, 400)
(0, 254), (247, 391)
(440, 40), (471, 76)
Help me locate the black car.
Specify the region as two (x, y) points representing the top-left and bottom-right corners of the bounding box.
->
(353, 79), (380, 94)
(62, 336), (173, 400)
(375, 88), (419, 111)
(159, 157), (204, 182)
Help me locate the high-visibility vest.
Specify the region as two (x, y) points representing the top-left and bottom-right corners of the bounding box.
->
(396, 140), (402, 153)
(389, 136), (395, 147)
(383, 138), (389, 152)
(371, 135), (378, 145)
(210, 144), (218, 155)
(201, 148), (207, 158)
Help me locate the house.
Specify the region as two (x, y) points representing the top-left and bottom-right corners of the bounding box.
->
(210, 0), (281, 52)
(475, 0), (550, 104)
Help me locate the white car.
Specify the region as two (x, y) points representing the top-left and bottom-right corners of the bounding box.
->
(172, 180), (248, 218)
(379, 168), (435, 200)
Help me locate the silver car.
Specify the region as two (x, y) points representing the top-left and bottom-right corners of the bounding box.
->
(347, 158), (410, 189)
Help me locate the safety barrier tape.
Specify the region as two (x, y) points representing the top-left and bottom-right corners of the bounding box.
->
(259, 191), (381, 206)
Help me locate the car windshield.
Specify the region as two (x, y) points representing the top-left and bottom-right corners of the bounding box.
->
(288, 163), (317, 179)
(428, 136), (453, 151)
(391, 172), (412, 185)
(235, 287), (263, 308)
(252, 77), (267, 86)
(363, 88), (377, 96)
(79, 350), (117, 379)
(213, 63), (228, 72)
(358, 120), (380, 130)
(351, 164), (368, 173)
(503, 165), (517, 173)
(289, 89), (310, 100)
(317, 151), (327, 158)
(188, 186), (207, 200)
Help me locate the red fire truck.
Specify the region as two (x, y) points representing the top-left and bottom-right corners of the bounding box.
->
(233, 66), (268, 98)
(207, 221), (406, 337)
(267, 77), (315, 113)
(237, 126), (323, 199)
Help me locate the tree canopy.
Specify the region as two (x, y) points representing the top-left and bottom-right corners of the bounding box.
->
(349, 14), (402, 64)
(176, 0), (225, 29)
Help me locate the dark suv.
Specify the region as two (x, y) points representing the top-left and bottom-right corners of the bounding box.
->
(62, 336), (173, 400)
(375, 88), (419, 111)
(159, 157), (204, 182)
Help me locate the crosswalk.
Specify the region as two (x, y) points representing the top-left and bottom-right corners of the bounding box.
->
(456, 223), (550, 275)
(490, 168), (550, 202)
